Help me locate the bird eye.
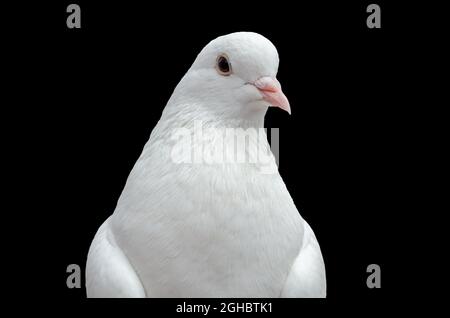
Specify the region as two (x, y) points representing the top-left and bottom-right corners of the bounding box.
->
(216, 55), (232, 76)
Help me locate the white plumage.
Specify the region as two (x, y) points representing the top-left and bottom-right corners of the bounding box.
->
(86, 32), (326, 297)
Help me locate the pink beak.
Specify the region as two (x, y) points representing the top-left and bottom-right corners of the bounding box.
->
(253, 77), (291, 114)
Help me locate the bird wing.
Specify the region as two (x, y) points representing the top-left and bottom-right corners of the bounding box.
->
(86, 217), (146, 297)
(281, 220), (326, 298)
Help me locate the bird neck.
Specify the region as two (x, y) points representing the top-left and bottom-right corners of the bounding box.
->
(162, 102), (267, 130)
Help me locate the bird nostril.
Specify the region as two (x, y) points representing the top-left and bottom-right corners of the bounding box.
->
(253, 77), (280, 93)
(258, 86), (278, 93)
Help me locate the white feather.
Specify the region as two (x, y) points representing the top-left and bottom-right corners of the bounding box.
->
(86, 32), (326, 297)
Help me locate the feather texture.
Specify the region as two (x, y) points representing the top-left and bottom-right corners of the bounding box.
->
(86, 32), (326, 298)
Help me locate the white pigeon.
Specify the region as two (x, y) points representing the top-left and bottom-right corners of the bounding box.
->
(86, 32), (326, 298)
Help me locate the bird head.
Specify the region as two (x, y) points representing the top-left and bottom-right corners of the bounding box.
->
(169, 32), (290, 124)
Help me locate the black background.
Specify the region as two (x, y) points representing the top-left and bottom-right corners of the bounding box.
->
(6, 0), (438, 313)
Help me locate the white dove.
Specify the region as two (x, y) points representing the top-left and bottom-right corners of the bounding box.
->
(86, 32), (326, 298)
